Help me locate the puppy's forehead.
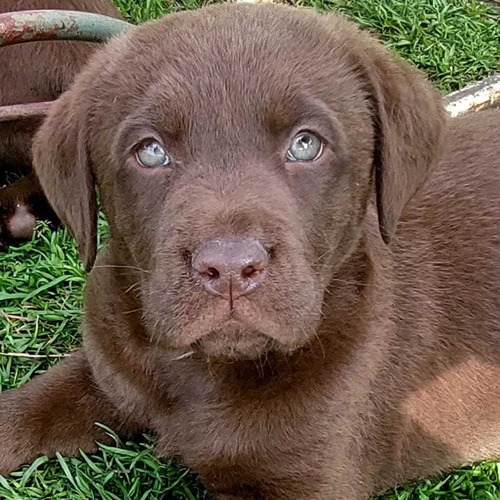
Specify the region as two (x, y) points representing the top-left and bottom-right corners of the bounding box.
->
(91, 4), (368, 159)
(135, 4), (335, 73)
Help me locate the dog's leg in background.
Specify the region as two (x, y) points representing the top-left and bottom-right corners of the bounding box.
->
(0, 351), (140, 476)
(0, 172), (59, 247)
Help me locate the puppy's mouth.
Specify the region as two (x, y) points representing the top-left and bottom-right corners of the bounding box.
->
(149, 278), (322, 360)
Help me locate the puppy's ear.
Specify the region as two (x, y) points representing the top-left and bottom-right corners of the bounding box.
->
(351, 27), (446, 243)
(32, 89), (97, 271)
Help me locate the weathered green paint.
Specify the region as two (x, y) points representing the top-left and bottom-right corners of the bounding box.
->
(0, 10), (131, 123)
(0, 9), (131, 47)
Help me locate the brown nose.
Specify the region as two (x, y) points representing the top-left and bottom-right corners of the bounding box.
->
(191, 237), (269, 304)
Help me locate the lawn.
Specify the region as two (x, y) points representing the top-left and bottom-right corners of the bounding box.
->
(1, 0), (499, 498)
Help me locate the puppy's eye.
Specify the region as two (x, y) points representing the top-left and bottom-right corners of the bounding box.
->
(286, 132), (323, 162)
(135, 140), (170, 168)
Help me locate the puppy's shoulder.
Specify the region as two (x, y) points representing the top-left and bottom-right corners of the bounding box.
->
(438, 108), (500, 189)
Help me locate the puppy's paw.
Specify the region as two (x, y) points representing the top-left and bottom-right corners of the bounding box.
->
(0, 202), (37, 250)
(0, 444), (31, 477)
(0, 395), (37, 476)
(5, 203), (37, 240)
(0, 171), (60, 248)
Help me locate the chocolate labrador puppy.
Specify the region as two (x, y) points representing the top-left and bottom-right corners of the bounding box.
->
(0, 0), (121, 248)
(1, 4), (499, 499)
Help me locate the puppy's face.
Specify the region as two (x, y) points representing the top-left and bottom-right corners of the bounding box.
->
(33, 5), (444, 360)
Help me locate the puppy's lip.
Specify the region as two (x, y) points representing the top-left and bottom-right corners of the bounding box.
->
(193, 322), (272, 359)
(185, 314), (270, 347)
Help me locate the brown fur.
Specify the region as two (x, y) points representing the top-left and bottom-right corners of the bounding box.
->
(0, 0), (121, 247)
(1, 5), (499, 499)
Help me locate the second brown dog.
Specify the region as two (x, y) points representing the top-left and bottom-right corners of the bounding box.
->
(0, 0), (121, 248)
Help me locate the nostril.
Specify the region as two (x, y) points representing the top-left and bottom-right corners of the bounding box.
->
(241, 265), (261, 280)
(204, 267), (220, 280)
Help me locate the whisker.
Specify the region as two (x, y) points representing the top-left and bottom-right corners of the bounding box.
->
(94, 264), (152, 274)
(170, 351), (194, 361)
(124, 281), (142, 294)
(121, 308), (144, 315)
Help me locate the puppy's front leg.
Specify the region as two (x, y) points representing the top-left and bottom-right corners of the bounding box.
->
(0, 350), (138, 475)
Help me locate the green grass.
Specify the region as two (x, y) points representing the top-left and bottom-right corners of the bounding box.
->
(1, 0), (500, 498)
(295, 0), (500, 93)
(375, 462), (500, 500)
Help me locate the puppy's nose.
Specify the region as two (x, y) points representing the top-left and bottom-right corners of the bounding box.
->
(192, 237), (269, 303)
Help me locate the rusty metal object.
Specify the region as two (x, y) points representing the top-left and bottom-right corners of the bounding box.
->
(0, 9), (130, 47)
(0, 10), (131, 123)
(0, 101), (52, 123)
(444, 73), (500, 117)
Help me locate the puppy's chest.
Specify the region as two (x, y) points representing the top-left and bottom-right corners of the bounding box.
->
(155, 387), (334, 488)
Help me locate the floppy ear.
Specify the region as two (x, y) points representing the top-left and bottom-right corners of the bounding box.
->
(32, 88), (97, 272)
(351, 28), (446, 243)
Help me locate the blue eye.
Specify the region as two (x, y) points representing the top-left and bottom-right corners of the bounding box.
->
(287, 132), (323, 162)
(135, 140), (170, 168)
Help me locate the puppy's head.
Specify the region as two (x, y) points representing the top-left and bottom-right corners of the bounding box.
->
(33, 5), (445, 360)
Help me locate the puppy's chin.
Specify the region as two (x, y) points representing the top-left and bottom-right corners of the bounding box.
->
(195, 321), (273, 360)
